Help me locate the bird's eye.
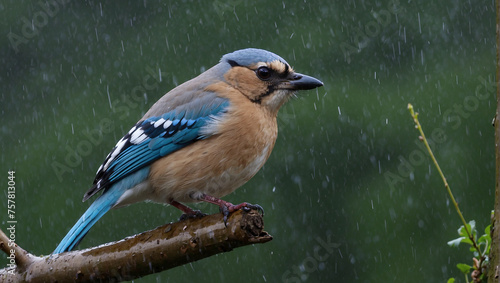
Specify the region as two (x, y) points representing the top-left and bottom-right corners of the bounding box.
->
(256, 66), (272, 80)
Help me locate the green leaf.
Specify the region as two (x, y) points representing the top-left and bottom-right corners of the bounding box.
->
(461, 237), (474, 246)
(478, 225), (492, 255)
(478, 233), (490, 244)
(469, 220), (476, 232)
(458, 221), (477, 239)
(447, 278), (455, 283)
(456, 263), (472, 274)
(448, 237), (465, 247)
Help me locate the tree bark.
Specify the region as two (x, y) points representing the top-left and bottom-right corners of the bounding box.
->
(489, 0), (500, 281)
(0, 209), (271, 282)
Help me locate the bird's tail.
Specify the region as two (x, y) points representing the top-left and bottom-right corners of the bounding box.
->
(53, 167), (150, 254)
(52, 192), (117, 254)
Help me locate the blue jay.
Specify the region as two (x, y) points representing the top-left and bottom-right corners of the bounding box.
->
(53, 48), (323, 253)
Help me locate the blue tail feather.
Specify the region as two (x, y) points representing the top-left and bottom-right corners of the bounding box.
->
(53, 167), (150, 254)
(53, 193), (115, 253)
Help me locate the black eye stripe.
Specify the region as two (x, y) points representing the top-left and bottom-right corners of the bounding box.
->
(227, 59), (240, 67)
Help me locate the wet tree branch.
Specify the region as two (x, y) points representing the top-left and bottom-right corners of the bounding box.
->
(0, 209), (271, 282)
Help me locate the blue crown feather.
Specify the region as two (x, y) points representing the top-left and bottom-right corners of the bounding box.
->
(221, 48), (289, 67)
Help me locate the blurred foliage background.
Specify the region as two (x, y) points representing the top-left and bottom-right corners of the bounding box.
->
(0, 0), (496, 282)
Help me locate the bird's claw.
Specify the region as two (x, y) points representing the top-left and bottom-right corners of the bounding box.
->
(219, 202), (264, 226)
(243, 203), (264, 216)
(220, 205), (230, 226)
(179, 210), (206, 221)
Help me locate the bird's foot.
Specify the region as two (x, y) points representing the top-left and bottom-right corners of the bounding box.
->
(200, 194), (264, 226)
(169, 200), (206, 221)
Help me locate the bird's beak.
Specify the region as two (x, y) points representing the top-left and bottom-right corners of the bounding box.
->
(285, 72), (324, 90)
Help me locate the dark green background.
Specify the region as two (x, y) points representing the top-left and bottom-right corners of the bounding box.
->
(0, 1), (495, 282)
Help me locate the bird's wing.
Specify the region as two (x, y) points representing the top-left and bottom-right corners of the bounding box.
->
(83, 94), (229, 201)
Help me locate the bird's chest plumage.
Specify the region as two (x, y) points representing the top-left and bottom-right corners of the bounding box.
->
(148, 97), (278, 203)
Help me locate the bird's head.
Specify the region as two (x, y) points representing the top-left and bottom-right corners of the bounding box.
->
(219, 48), (323, 114)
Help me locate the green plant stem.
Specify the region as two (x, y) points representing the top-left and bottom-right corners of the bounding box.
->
(407, 103), (482, 257)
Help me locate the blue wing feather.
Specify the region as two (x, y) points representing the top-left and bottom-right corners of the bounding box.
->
(82, 95), (229, 201)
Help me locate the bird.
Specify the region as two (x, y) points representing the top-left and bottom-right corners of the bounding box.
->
(53, 48), (323, 254)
